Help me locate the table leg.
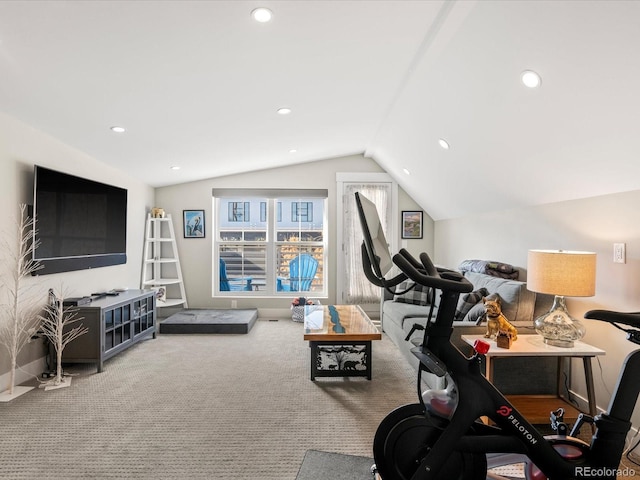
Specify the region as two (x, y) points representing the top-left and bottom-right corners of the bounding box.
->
(485, 355), (494, 382)
(310, 342), (318, 381)
(365, 341), (372, 380)
(583, 357), (597, 418)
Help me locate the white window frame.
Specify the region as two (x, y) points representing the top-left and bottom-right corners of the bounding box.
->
(212, 189), (328, 297)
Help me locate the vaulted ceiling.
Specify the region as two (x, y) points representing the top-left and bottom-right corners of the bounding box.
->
(2, 1), (639, 220)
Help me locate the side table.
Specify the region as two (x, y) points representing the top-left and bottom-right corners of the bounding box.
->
(461, 334), (605, 424)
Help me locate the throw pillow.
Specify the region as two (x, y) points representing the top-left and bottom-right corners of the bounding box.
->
(464, 303), (487, 325)
(455, 287), (489, 321)
(465, 294), (500, 324)
(393, 280), (432, 306)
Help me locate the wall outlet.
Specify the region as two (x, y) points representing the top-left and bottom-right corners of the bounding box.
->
(613, 243), (626, 264)
(231, 300), (237, 308)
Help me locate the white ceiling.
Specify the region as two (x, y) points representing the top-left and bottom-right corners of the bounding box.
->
(2, 0), (640, 220)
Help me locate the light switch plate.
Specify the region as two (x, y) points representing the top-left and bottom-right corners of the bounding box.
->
(614, 243), (626, 264)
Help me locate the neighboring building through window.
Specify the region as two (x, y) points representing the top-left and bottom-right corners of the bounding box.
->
(291, 201), (313, 222)
(228, 202), (249, 222)
(260, 201), (282, 222)
(260, 202), (267, 223)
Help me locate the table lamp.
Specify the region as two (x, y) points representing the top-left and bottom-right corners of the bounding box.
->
(527, 249), (596, 347)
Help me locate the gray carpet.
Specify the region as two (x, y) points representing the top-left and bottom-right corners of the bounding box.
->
(0, 318), (417, 479)
(159, 308), (258, 334)
(296, 450), (375, 480)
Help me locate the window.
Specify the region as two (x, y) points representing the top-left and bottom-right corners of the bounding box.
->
(291, 202), (313, 222)
(260, 202), (266, 222)
(261, 202), (282, 222)
(213, 189), (327, 297)
(228, 202), (249, 222)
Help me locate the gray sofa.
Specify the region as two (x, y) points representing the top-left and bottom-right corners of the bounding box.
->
(382, 271), (555, 393)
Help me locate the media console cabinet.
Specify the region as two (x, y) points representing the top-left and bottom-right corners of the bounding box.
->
(61, 289), (156, 372)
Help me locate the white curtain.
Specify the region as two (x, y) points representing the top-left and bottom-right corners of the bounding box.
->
(343, 183), (391, 304)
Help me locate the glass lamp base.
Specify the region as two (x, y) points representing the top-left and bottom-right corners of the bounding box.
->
(542, 337), (576, 348)
(534, 295), (586, 348)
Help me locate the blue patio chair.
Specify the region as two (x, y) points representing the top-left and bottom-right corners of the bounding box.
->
(277, 254), (318, 292)
(219, 258), (252, 291)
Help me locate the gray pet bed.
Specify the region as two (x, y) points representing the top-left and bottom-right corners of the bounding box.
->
(159, 309), (258, 334)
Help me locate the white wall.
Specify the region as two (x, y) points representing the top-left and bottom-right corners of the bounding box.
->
(154, 154), (428, 317)
(434, 190), (640, 427)
(155, 154), (381, 315)
(0, 113), (155, 382)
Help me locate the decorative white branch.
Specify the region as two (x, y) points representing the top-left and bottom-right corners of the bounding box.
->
(0, 204), (44, 396)
(38, 288), (88, 387)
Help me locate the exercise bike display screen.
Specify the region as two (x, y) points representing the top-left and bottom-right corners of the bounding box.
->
(355, 192), (393, 278)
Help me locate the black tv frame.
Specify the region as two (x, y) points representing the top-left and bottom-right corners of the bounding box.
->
(32, 165), (128, 275)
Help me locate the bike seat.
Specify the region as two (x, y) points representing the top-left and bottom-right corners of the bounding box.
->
(585, 309), (640, 329)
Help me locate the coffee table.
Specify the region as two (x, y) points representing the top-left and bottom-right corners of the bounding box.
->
(303, 304), (381, 380)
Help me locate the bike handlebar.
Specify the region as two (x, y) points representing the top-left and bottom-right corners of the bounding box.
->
(585, 309), (640, 329)
(392, 249), (473, 294)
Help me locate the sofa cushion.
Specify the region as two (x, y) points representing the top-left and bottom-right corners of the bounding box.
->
(393, 280), (432, 306)
(383, 300), (433, 327)
(464, 271), (535, 323)
(455, 287), (489, 321)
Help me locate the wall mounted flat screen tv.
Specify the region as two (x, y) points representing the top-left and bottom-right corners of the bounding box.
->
(32, 165), (127, 275)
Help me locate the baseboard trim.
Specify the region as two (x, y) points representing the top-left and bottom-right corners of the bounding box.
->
(0, 356), (46, 391)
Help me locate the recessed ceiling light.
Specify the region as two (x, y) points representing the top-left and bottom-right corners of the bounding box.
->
(403, 168), (411, 176)
(438, 138), (450, 150)
(251, 7), (273, 23)
(110, 126), (125, 133)
(289, 149), (298, 154)
(170, 165), (181, 170)
(277, 107), (291, 115)
(521, 70), (542, 88)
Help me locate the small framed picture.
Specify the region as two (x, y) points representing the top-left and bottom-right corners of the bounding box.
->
(183, 210), (205, 238)
(401, 210), (423, 239)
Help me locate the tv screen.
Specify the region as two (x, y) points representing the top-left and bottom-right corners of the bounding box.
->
(354, 192), (393, 278)
(33, 165), (127, 275)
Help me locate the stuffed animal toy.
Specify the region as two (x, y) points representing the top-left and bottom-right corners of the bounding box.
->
(484, 296), (518, 341)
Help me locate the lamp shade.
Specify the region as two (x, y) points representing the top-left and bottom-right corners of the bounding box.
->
(527, 250), (596, 297)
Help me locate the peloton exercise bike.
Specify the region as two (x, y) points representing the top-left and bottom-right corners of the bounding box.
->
(355, 192), (640, 480)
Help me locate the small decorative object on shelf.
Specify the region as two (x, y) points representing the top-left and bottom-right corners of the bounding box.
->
(496, 330), (513, 349)
(483, 297), (518, 341)
(150, 286), (166, 304)
(151, 207), (165, 218)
